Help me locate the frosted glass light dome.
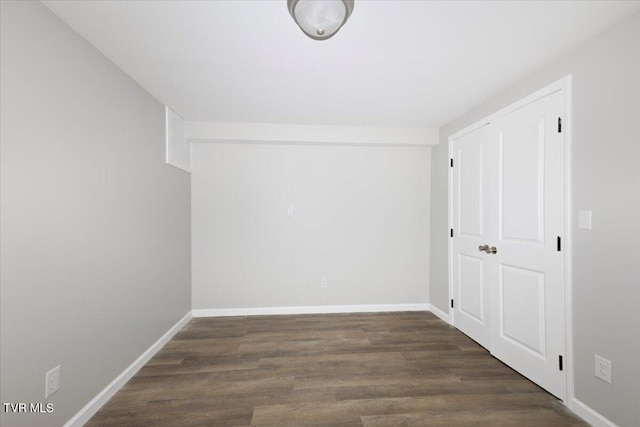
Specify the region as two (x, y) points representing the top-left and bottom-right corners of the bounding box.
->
(287, 0), (354, 40)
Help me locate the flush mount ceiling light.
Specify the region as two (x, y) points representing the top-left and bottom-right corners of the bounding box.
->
(287, 0), (354, 40)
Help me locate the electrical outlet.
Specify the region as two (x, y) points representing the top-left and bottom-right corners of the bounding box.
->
(320, 277), (328, 289)
(594, 355), (611, 384)
(45, 365), (60, 398)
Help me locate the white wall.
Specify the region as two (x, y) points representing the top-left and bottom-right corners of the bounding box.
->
(186, 121), (439, 146)
(192, 143), (430, 311)
(0, 2), (191, 426)
(166, 107), (191, 172)
(430, 14), (640, 427)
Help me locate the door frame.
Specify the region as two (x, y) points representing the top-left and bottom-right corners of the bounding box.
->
(446, 75), (574, 405)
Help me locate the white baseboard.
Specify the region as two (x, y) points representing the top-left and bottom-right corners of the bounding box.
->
(64, 311), (192, 427)
(192, 303), (430, 317)
(570, 398), (618, 427)
(427, 304), (451, 323)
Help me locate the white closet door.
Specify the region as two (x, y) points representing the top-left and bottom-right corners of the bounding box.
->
(451, 125), (494, 349)
(450, 89), (566, 399)
(488, 90), (565, 399)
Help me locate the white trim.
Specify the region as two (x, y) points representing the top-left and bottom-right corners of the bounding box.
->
(427, 304), (451, 323)
(447, 126), (455, 328)
(165, 106), (170, 163)
(185, 121), (439, 146)
(63, 312), (192, 427)
(192, 304), (430, 318)
(562, 75), (575, 408)
(570, 398), (618, 427)
(449, 78), (568, 142)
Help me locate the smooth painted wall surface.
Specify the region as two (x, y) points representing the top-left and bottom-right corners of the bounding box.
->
(430, 14), (640, 426)
(166, 107), (191, 172)
(192, 143), (430, 310)
(185, 121), (439, 146)
(0, 2), (191, 426)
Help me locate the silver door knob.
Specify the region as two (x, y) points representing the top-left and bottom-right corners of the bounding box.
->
(478, 245), (497, 254)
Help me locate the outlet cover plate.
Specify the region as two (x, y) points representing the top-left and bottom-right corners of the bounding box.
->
(594, 355), (611, 384)
(578, 210), (592, 229)
(45, 365), (60, 398)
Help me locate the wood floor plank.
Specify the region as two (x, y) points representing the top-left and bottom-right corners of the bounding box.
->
(251, 397), (447, 426)
(86, 312), (587, 426)
(332, 380), (513, 401)
(361, 408), (584, 427)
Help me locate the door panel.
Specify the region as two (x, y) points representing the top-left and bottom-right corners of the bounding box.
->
(501, 119), (545, 243)
(490, 90), (565, 399)
(451, 125), (493, 350)
(500, 264), (546, 357)
(459, 143), (484, 237)
(459, 254), (484, 323)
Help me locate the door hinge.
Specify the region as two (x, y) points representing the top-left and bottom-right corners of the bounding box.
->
(450, 158), (454, 167)
(451, 299), (454, 308)
(559, 355), (563, 371)
(557, 236), (561, 251)
(558, 117), (562, 133)
(450, 228), (454, 238)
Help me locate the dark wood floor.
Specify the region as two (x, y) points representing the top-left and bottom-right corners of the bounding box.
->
(87, 311), (586, 426)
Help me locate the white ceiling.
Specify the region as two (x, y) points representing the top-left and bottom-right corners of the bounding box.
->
(43, 0), (640, 128)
